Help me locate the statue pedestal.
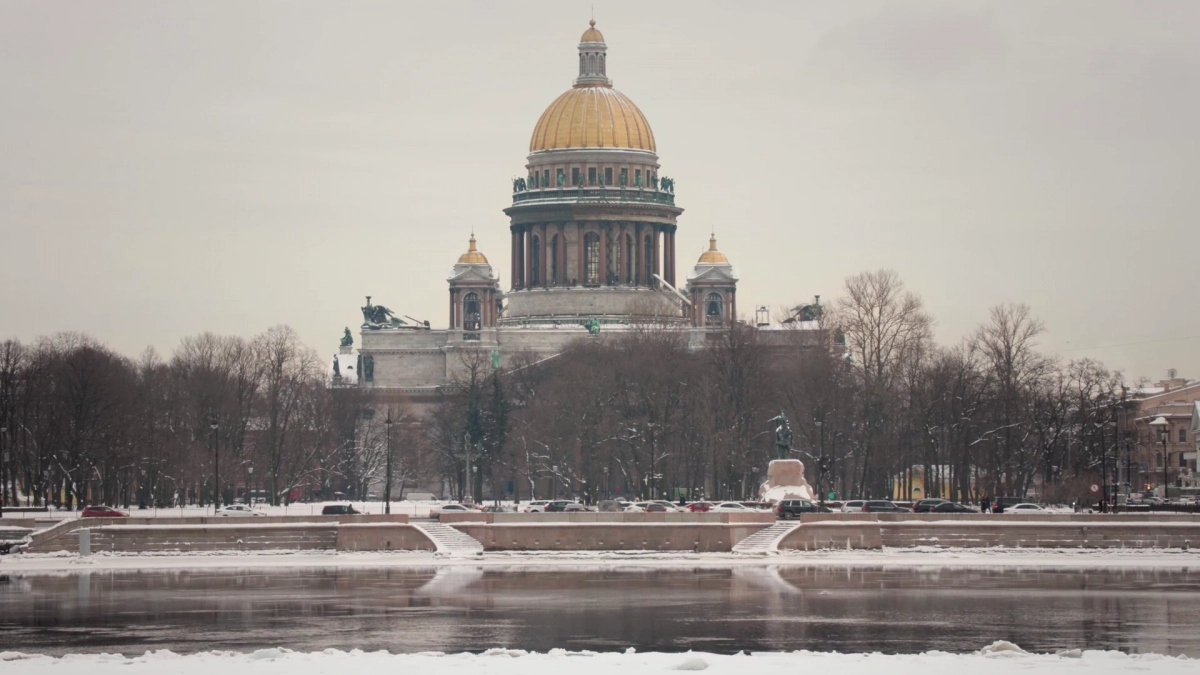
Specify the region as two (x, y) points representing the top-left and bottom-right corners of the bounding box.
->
(758, 459), (814, 503)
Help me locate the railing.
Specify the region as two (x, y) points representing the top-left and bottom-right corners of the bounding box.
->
(512, 186), (675, 206)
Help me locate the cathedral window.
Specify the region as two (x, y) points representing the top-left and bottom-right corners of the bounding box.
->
(588, 167), (596, 185)
(589, 53), (596, 74)
(584, 232), (600, 285)
(463, 293), (482, 331)
(607, 235), (620, 285)
(579, 53), (585, 75)
(572, 168), (581, 186)
(619, 168), (627, 186)
(605, 167), (613, 185)
(705, 293), (723, 326)
(544, 169), (550, 187)
(600, 53), (605, 74)
(635, 169), (642, 187)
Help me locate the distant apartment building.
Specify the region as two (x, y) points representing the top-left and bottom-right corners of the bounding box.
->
(1129, 376), (1199, 494)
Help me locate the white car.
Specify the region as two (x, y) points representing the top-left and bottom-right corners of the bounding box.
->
(523, 500), (552, 513)
(712, 502), (748, 511)
(1005, 503), (1046, 513)
(215, 504), (263, 517)
(432, 503), (478, 515)
(841, 500), (866, 513)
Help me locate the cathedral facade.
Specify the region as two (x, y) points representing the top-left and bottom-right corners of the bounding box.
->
(336, 22), (815, 403)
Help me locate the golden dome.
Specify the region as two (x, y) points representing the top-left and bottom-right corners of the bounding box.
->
(457, 234), (488, 264)
(698, 234), (729, 264)
(530, 86), (655, 152)
(581, 19), (604, 43)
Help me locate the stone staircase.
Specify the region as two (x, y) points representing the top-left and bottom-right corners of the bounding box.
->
(413, 522), (484, 555)
(732, 521), (801, 553)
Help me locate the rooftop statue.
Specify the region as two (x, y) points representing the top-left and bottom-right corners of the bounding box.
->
(651, 175), (659, 190)
(361, 296), (398, 326)
(340, 327), (353, 347)
(660, 177), (674, 193)
(585, 317), (601, 336)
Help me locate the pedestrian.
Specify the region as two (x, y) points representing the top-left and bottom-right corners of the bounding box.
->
(980, 497), (989, 513)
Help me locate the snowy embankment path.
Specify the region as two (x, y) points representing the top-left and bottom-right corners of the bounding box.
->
(3, 546), (1199, 575)
(2, 644), (1194, 675)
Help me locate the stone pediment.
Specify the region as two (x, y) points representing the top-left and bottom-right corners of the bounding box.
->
(447, 264), (497, 284)
(686, 264), (738, 285)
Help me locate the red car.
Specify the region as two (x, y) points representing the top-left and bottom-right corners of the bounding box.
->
(686, 502), (714, 512)
(81, 505), (128, 518)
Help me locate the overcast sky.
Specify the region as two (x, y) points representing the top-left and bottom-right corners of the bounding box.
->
(1, 0), (1197, 381)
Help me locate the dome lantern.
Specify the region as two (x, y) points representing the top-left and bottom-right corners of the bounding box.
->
(457, 233), (489, 264)
(575, 19), (610, 87)
(698, 233), (729, 264)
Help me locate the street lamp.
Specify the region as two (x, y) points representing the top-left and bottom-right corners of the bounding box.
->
(384, 411), (394, 515)
(247, 466), (254, 507)
(815, 419), (827, 507)
(0, 424), (7, 516)
(1149, 416), (1169, 500)
(210, 418), (220, 509)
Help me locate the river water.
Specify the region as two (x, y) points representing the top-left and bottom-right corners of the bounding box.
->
(1, 565), (1198, 656)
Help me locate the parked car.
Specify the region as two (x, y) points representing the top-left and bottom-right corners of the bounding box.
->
(912, 499), (951, 513)
(81, 505), (127, 518)
(841, 500), (866, 513)
(523, 500), (552, 513)
(481, 505), (515, 513)
(932, 502), (978, 513)
(991, 496), (1032, 513)
(1004, 502), (1046, 513)
(775, 499), (831, 519)
(321, 504), (360, 515)
(862, 500), (906, 513)
(686, 502), (715, 512)
(216, 504), (264, 517)
(431, 503), (478, 515)
(712, 502), (749, 511)
(545, 500), (589, 512)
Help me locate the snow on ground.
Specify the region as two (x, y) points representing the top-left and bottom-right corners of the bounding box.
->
(3, 546), (1199, 575)
(0, 644), (1194, 675)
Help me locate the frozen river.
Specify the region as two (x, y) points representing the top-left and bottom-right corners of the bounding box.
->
(2, 565), (1199, 656)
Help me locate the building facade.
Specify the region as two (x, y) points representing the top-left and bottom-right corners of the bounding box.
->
(339, 22), (821, 406)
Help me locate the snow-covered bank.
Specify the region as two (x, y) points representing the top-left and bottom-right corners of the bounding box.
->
(1, 644), (1194, 674)
(2, 546), (1199, 575)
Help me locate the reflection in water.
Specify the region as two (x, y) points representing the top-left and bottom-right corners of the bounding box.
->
(0, 565), (1197, 656)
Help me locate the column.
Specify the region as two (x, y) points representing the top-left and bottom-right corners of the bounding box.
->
(541, 223), (549, 288)
(576, 220), (585, 283)
(558, 223), (567, 285)
(619, 223), (628, 285)
(449, 291), (454, 328)
(524, 227), (533, 291)
(598, 223), (607, 285)
(633, 224), (641, 285)
(730, 290), (736, 326)
(667, 229), (676, 287)
(652, 226), (660, 282)
(516, 227), (526, 288)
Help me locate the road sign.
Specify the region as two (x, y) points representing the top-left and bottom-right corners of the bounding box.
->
(1090, 484), (1099, 493)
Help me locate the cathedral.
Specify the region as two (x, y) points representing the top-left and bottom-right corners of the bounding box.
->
(334, 22), (820, 403)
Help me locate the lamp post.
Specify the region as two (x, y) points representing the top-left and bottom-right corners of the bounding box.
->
(552, 465), (558, 500)
(247, 466), (254, 507)
(815, 419), (827, 507)
(1149, 416), (1169, 500)
(384, 411), (394, 515)
(0, 424), (7, 516)
(209, 418), (220, 509)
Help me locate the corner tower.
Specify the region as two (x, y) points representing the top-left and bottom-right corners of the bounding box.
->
(504, 21), (685, 325)
(447, 234), (501, 332)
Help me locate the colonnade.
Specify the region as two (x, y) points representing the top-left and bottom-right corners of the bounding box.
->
(510, 222), (676, 290)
